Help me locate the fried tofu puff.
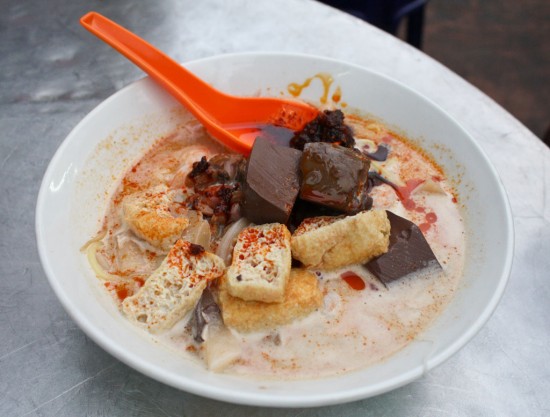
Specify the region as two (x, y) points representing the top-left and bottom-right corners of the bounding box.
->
(123, 185), (189, 252)
(219, 269), (322, 333)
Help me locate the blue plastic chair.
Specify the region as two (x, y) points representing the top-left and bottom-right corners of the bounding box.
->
(318, 0), (428, 48)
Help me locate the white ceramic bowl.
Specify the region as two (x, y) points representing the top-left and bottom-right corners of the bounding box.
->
(36, 53), (513, 407)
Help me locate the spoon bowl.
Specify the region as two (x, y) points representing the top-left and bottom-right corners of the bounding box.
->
(80, 12), (319, 155)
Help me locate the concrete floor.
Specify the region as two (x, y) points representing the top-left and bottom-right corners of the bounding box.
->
(423, 0), (549, 141)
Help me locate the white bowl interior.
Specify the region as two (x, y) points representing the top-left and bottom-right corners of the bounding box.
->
(36, 53), (513, 407)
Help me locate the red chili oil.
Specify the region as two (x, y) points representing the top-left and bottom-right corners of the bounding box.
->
(341, 271), (366, 290)
(396, 179), (425, 210)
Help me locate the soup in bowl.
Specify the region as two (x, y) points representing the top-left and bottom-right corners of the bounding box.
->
(36, 53), (512, 407)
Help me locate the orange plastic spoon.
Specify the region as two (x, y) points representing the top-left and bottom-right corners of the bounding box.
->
(80, 12), (319, 155)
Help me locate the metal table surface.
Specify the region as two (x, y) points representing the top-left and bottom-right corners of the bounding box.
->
(1, 0), (549, 416)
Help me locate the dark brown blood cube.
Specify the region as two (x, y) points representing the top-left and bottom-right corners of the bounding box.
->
(365, 211), (441, 284)
(299, 142), (371, 214)
(242, 137), (302, 224)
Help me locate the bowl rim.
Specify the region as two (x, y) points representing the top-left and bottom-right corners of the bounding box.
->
(36, 51), (514, 407)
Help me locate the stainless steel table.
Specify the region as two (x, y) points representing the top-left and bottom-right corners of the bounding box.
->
(2, 0), (549, 415)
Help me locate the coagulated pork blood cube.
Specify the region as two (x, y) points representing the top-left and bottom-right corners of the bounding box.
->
(242, 137), (302, 224)
(299, 142), (371, 214)
(365, 211), (441, 284)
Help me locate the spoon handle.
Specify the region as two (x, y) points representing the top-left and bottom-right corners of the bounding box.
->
(80, 12), (226, 125)
(80, 12), (319, 155)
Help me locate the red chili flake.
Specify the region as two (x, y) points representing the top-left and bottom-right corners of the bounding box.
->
(341, 271), (366, 290)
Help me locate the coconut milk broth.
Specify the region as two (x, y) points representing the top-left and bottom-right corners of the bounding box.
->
(95, 112), (465, 379)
